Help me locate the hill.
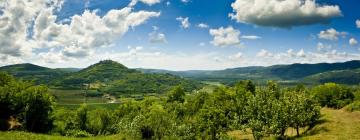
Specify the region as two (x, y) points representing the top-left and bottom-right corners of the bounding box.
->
(0, 63), (69, 84)
(139, 60), (360, 85)
(303, 68), (360, 85)
(51, 60), (202, 94)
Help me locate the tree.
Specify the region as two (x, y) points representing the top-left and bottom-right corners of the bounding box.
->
(167, 86), (186, 103)
(312, 83), (354, 108)
(76, 104), (88, 131)
(87, 109), (116, 135)
(0, 72), (55, 133)
(234, 80), (255, 95)
(22, 85), (54, 133)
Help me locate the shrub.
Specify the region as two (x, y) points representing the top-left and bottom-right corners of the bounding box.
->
(312, 83), (354, 108)
(346, 101), (360, 112)
(0, 72), (55, 133)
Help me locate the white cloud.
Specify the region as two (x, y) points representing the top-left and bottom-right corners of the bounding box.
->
(229, 0), (342, 28)
(197, 23), (209, 28)
(317, 42), (332, 52)
(287, 49), (295, 57)
(229, 52), (243, 60)
(241, 35), (261, 40)
(209, 26), (242, 47)
(129, 0), (161, 7)
(356, 20), (360, 28)
(296, 49), (306, 57)
(166, 1), (170, 6)
(0, 0), (160, 63)
(349, 38), (358, 46)
(176, 17), (190, 29)
(318, 28), (347, 41)
(256, 49), (273, 57)
(148, 26), (167, 43)
(0, 0), (54, 57)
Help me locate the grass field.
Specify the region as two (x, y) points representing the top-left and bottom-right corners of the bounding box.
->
(1, 108), (359, 140)
(229, 108), (360, 140)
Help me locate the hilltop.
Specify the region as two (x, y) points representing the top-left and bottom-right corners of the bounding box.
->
(49, 60), (202, 94)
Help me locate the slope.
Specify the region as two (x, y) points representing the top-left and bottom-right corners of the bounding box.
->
(0, 63), (68, 84)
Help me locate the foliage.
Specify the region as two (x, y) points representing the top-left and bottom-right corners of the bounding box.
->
(312, 83), (354, 108)
(2, 73), (354, 140)
(345, 101), (360, 112)
(167, 86), (186, 103)
(0, 72), (54, 133)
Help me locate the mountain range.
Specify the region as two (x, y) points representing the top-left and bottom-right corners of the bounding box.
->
(138, 60), (360, 85)
(1, 60), (360, 88)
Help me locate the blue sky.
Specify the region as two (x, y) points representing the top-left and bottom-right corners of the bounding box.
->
(0, 0), (360, 70)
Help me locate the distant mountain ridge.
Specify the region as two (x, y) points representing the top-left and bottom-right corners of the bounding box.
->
(2, 60), (360, 86)
(138, 60), (360, 85)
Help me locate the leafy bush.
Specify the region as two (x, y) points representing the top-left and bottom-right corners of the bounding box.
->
(345, 101), (360, 112)
(0, 72), (55, 133)
(312, 83), (354, 108)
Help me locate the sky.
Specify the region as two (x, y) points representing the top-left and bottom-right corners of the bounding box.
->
(0, 0), (360, 70)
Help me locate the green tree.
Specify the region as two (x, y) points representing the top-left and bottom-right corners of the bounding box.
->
(21, 85), (54, 133)
(76, 104), (88, 131)
(0, 72), (54, 133)
(234, 80), (255, 94)
(312, 83), (354, 108)
(167, 86), (186, 103)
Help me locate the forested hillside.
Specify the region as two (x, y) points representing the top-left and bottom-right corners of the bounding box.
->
(0, 63), (69, 84)
(0, 60), (202, 95)
(139, 60), (360, 85)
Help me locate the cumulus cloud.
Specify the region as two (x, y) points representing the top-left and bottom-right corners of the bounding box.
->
(349, 38), (358, 46)
(256, 49), (273, 57)
(0, 0), (160, 63)
(129, 0), (161, 7)
(148, 26), (167, 43)
(228, 52), (243, 60)
(356, 20), (360, 28)
(176, 17), (190, 29)
(197, 23), (209, 28)
(209, 26), (242, 47)
(229, 0), (342, 28)
(0, 0), (54, 57)
(296, 49), (306, 57)
(317, 42), (332, 52)
(318, 28), (347, 41)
